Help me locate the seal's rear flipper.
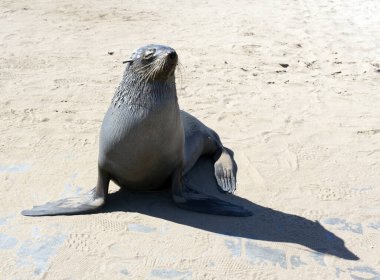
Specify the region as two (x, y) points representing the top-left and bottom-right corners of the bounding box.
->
(173, 191), (252, 217)
(21, 188), (105, 216)
(171, 167), (252, 217)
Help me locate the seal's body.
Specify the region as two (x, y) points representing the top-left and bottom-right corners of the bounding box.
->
(100, 83), (182, 191)
(22, 45), (251, 217)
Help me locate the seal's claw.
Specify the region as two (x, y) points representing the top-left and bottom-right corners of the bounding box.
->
(215, 168), (236, 194)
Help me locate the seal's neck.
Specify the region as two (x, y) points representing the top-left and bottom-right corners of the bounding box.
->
(112, 70), (177, 109)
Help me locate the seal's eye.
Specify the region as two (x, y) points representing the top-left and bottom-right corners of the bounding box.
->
(144, 49), (156, 60)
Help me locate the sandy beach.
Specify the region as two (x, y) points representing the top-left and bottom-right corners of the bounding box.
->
(1, 0), (379, 279)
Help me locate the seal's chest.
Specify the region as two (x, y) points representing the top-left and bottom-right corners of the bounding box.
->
(100, 103), (182, 163)
(99, 103), (183, 189)
(128, 104), (180, 141)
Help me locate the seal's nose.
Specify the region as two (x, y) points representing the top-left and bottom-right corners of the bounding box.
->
(168, 50), (178, 61)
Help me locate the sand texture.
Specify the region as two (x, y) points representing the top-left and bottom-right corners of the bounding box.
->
(1, 0), (380, 279)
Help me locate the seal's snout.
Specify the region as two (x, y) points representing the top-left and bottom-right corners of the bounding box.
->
(168, 50), (177, 61)
(164, 49), (178, 66)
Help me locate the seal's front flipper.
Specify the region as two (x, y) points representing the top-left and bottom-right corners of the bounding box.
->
(171, 167), (252, 217)
(22, 169), (110, 216)
(21, 188), (105, 216)
(214, 149), (237, 194)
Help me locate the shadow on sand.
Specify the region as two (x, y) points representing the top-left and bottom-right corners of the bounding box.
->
(103, 156), (359, 261)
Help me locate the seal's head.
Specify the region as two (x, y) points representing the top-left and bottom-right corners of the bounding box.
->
(124, 44), (178, 82)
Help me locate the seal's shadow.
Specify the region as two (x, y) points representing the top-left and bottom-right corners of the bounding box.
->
(104, 156), (358, 261)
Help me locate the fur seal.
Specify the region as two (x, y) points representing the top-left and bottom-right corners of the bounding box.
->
(22, 44), (252, 217)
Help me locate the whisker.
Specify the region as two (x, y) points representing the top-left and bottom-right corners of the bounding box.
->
(176, 61), (187, 94)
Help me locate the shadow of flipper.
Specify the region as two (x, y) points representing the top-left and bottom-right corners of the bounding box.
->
(103, 156), (358, 261)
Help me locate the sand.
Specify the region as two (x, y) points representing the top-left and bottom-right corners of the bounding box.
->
(1, 0), (379, 279)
